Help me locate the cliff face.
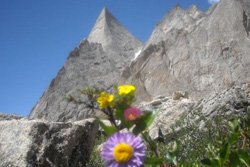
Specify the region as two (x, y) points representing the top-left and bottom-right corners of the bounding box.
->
(30, 0), (250, 121)
(29, 8), (142, 121)
(121, 0), (250, 102)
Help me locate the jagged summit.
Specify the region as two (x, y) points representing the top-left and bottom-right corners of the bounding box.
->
(89, 7), (119, 32)
(88, 7), (142, 51)
(187, 5), (204, 18)
(29, 7), (142, 122)
(29, 0), (250, 122)
(145, 5), (205, 46)
(122, 0), (250, 102)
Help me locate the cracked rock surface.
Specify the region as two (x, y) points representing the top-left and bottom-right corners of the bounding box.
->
(122, 0), (250, 102)
(146, 83), (250, 139)
(0, 118), (98, 167)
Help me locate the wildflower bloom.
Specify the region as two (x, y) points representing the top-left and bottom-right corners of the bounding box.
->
(118, 85), (136, 96)
(124, 107), (142, 121)
(101, 132), (146, 167)
(97, 91), (114, 109)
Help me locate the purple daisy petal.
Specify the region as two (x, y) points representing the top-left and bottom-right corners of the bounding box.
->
(101, 132), (146, 167)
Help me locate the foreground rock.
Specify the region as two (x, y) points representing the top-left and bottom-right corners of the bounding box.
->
(147, 83), (250, 139)
(0, 118), (98, 167)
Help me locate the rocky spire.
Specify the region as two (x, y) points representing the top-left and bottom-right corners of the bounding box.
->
(88, 8), (142, 51)
(29, 8), (142, 122)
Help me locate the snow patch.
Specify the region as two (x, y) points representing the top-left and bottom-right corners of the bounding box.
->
(133, 49), (142, 61)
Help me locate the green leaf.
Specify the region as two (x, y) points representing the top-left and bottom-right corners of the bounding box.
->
(238, 150), (250, 167)
(97, 119), (118, 136)
(165, 152), (177, 165)
(229, 120), (240, 133)
(142, 132), (157, 151)
(229, 151), (240, 167)
(142, 112), (156, 127)
(114, 108), (123, 121)
(228, 120), (241, 145)
(114, 108), (126, 128)
(201, 158), (212, 166)
(144, 156), (163, 165)
(133, 112), (155, 135)
(171, 141), (178, 154)
(201, 158), (220, 167)
(219, 142), (230, 165)
(210, 159), (220, 167)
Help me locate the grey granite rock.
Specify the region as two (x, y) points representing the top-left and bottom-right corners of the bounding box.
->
(148, 82), (250, 139)
(0, 118), (98, 167)
(0, 113), (22, 121)
(147, 97), (195, 139)
(172, 91), (188, 100)
(88, 8), (142, 53)
(29, 8), (142, 121)
(121, 0), (250, 103)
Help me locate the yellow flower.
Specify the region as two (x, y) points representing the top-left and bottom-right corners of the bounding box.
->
(118, 85), (136, 96)
(97, 91), (114, 109)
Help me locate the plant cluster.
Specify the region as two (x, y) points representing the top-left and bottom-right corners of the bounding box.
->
(94, 85), (165, 166)
(78, 84), (250, 167)
(159, 106), (250, 167)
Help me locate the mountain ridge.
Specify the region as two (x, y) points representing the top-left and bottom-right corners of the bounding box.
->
(30, 0), (250, 121)
(29, 8), (142, 121)
(121, 0), (250, 102)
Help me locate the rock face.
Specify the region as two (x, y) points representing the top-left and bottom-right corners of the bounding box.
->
(122, 0), (250, 102)
(29, 8), (142, 121)
(88, 8), (142, 53)
(29, 0), (250, 124)
(0, 113), (22, 121)
(0, 118), (98, 167)
(147, 82), (250, 139)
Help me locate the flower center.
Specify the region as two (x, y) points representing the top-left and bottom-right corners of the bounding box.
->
(128, 113), (137, 121)
(113, 143), (134, 163)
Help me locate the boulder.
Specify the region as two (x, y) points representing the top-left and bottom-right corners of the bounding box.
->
(148, 83), (250, 139)
(147, 98), (195, 139)
(0, 118), (98, 167)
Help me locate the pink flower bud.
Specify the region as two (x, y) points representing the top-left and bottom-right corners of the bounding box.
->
(124, 107), (142, 121)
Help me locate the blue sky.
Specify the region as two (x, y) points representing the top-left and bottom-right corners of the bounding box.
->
(0, 0), (217, 116)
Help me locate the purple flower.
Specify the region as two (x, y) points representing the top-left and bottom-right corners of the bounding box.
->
(101, 132), (146, 167)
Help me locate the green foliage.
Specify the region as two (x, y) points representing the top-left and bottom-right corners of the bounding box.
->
(70, 84), (250, 167)
(87, 107), (250, 167)
(200, 107), (250, 167)
(133, 112), (155, 135)
(85, 135), (106, 167)
(158, 106), (250, 167)
(144, 157), (164, 166)
(97, 118), (118, 136)
(165, 142), (178, 166)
